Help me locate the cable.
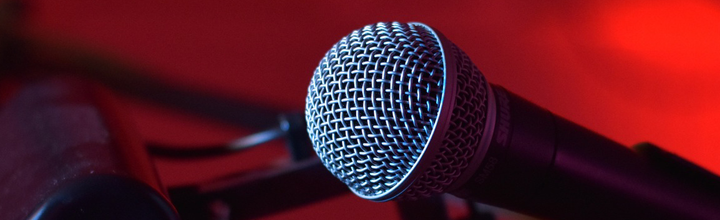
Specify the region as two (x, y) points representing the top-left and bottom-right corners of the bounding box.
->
(147, 127), (284, 159)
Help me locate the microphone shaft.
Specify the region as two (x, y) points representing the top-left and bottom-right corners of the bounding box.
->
(452, 85), (720, 220)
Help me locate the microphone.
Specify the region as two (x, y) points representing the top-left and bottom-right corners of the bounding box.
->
(304, 22), (720, 220)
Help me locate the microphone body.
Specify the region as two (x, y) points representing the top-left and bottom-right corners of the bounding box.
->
(453, 85), (720, 220)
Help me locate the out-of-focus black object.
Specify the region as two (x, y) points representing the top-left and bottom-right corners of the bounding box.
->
(279, 113), (315, 161)
(167, 111), (454, 220)
(169, 159), (348, 220)
(634, 142), (720, 199)
(169, 158), (456, 220)
(464, 202), (496, 220)
(29, 175), (178, 220)
(396, 197), (450, 220)
(0, 76), (178, 220)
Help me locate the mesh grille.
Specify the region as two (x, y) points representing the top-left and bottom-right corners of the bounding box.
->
(306, 22), (488, 200)
(399, 43), (488, 200)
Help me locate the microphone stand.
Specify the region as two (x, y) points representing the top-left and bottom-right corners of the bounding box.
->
(167, 113), (455, 220)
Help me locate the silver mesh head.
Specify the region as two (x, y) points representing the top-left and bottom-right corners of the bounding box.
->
(305, 22), (490, 201)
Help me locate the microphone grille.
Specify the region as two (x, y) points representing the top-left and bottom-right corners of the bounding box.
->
(401, 42), (489, 199)
(305, 22), (489, 200)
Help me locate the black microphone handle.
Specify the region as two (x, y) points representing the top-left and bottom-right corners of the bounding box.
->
(450, 85), (720, 220)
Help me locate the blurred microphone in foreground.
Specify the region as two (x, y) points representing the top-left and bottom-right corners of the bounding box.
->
(0, 76), (178, 220)
(304, 22), (720, 220)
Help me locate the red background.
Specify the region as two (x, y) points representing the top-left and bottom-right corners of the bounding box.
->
(21, 0), (720, 219)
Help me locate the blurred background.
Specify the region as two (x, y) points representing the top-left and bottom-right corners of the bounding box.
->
(2, 0), (719, 219)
